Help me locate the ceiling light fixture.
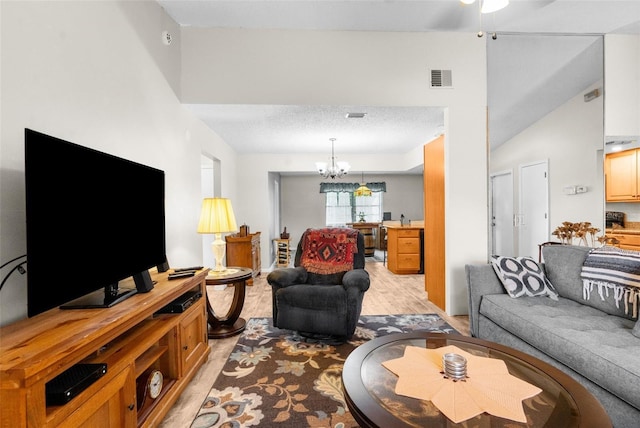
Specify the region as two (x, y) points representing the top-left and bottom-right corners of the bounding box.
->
(316, 138), (351, 179)
(460, 0), (509, 14)
(354, 172), (372, 197)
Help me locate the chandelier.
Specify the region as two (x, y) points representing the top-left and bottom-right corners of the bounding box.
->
(460, 0), (509, 14)
(315, 138), (351, 179)
(354, 172), (372, 197)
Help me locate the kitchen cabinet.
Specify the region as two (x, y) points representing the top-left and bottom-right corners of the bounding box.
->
(386, 225), (424, 274)
(608, 232), (640, 251)
(605, 149), (640, 202)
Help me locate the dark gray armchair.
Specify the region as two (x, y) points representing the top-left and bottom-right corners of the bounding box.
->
(267, 228), (370, 340)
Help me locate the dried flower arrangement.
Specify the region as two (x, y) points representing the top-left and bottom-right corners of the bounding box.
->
(552, 221), (602, 247)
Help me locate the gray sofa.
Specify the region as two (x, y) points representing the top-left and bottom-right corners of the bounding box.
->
(465, 244), (640, 428)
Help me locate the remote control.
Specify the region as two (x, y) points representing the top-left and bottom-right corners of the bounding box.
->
(173, 266), (204, 272)
(168, 271), (195, 280)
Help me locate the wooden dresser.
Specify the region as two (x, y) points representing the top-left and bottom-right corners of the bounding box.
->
(386, 225), (424, 274)
(0, 270), (210, 428)
(225, 232), (261, 284)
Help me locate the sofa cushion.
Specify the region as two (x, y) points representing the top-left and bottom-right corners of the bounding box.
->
(543, 245), (637, 321)
(490, 255), (558, 299)
(479, 294), (640, 410)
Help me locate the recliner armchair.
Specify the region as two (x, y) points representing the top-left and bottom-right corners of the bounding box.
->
(267, 227), (370, 340)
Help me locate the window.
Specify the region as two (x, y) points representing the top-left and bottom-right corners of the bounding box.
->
(325, 191), (383, 226)
(320, 181), (387, 226)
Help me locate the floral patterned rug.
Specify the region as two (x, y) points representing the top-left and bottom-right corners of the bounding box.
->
(190, 314), (458, 428)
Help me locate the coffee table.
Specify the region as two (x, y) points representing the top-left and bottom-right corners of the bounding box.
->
(342, 332), (611, 427)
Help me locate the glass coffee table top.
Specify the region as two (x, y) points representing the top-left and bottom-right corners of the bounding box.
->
(342, 332), (611, 428)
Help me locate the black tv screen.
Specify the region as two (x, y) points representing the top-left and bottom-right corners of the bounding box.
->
(25, 129), (166, 317)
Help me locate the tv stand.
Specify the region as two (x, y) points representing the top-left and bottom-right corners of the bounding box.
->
(0, 269), (210, 427)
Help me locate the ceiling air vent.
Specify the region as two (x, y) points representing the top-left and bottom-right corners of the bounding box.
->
(430, 69), (453, 88)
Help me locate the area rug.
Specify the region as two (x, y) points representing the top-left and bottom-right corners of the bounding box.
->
(190, 314), (458, 428)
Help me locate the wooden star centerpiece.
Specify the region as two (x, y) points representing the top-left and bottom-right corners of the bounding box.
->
(382, 345), (542, 423)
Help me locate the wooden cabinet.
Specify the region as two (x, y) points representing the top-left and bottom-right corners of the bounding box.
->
(605, 149), (640, 202)
(609, 233), (640, 251)
(386, 226), (424, 274)
(274, 239), (291, 267)
(225, 232), (261, 284)
(0, 271), (210, 428)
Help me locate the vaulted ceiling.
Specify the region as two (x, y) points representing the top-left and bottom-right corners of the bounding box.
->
(158, 1), (639, 157)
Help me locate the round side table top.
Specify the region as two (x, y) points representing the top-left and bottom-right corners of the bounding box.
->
(205, 266), (252, 285)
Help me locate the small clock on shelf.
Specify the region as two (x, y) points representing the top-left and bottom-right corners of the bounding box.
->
(137, 369), (164, 410)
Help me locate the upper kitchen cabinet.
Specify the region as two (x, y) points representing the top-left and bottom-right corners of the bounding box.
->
(605, 148), (640, 202)
(604, 34), (640, 138)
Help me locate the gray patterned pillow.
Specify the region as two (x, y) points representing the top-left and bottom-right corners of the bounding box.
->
(490, 255), (559, 300)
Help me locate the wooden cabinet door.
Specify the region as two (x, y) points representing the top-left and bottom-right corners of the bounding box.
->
(179, 304), (207, 377)
(55, 367), (136, 428)
(606, 149), (639, 201)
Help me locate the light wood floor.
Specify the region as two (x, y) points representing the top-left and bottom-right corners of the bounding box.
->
(159, 259), (470, 427)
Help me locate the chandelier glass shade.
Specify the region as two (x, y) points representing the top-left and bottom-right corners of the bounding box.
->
(460, 0), (509, 13)
(316, 138), (351, 179)
(354, 172), (372, 197)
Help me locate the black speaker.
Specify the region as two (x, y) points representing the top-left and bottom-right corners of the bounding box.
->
(133, 270), (154, 293)
(156, 256), (170, 273)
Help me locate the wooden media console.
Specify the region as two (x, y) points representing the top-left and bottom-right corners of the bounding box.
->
(0, 270), (210, 427)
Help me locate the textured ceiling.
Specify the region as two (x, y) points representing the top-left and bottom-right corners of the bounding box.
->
(187, 104), (445, 154)
(158, 0), (639, 155)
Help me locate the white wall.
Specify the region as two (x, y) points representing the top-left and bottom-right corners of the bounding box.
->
(491, 81), (605, 251)
(181, 28), (488, 315)
(0, 1), (237, 325)
(604, 34), (640, 138)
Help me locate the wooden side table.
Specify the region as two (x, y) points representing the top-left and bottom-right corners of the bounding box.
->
(205, 267), (252, 338)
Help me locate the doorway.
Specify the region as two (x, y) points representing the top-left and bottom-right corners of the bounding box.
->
(518, 160), (549, 258)
(490, 170), (514, 255)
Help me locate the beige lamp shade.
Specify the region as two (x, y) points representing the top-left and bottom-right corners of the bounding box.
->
(197, 198), (238, 234)
(197, 198), (238, 273)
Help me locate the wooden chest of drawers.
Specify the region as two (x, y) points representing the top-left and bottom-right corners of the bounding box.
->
(225, 232), (261, 284)
(386, 226), (423, 274)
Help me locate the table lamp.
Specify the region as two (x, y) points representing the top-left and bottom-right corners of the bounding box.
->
(197, 197), (238, 273)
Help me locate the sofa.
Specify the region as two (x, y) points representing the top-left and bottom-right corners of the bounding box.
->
(465, 244), (640, 428)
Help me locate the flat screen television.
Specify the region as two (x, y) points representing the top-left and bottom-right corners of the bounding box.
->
(25, 128), (166, 317)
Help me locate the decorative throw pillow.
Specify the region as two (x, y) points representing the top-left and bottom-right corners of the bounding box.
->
(490, 255), (559, 300)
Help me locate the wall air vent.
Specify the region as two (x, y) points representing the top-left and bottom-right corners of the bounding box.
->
(430, 69), (453, 88)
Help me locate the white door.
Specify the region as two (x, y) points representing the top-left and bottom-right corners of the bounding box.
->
(518, 161), (549, 259)
(490, 171), (514, 255)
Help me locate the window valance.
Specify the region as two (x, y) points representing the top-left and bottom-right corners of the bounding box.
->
(319, 182), (386, 193)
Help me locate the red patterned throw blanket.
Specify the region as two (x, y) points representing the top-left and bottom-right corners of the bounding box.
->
(300, 227), (359, 274)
